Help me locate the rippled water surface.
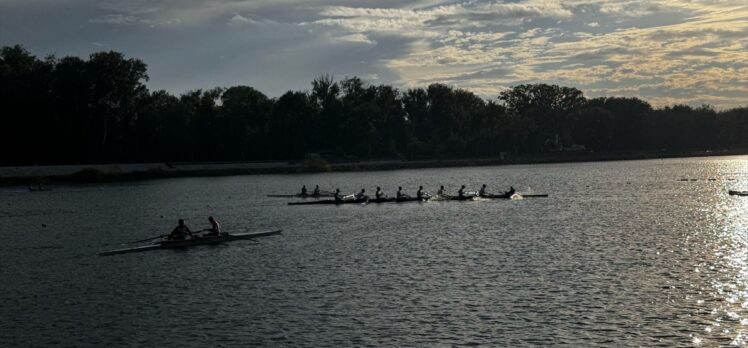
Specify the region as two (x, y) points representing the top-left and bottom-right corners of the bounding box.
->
(2, 156), (748, 347)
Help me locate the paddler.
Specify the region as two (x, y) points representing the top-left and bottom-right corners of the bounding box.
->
(300, 185), (308, 196)
(169, 219), (193, 240)
(313, 185), (321, 195)
(334, 188), (343, 202)
(437, 185), (445, 195)
(479, 184), (488, 197)
(458, 185), (466, 199)
(204, 216), (221, 236)
(355, 188), (368, 200)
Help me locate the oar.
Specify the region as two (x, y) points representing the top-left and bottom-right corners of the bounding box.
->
(128, 234), (168, 244)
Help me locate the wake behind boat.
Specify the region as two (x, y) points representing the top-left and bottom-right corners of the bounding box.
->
(98, 230), (282, 256)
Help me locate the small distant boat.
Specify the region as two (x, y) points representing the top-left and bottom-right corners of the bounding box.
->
(98, 230), (282, 256)
(728, 190), (748, 196)
(28, 186), (52, 192)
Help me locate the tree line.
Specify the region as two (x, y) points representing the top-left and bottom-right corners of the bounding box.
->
(1, 44), (746, 165)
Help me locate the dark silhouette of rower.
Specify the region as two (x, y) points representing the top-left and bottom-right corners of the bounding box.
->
(169, 219), (193, 240)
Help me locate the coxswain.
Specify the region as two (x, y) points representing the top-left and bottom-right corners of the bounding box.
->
(437, 185), (445, 195)
(479, 184), (488, 197)
(458, 185), (466, 199)
(169, 219), (193, 240)
(375, 186), (384, 199)
(416, 186), (425, 199)
(355, 188), (368, 200)
(300, 185), (308, 196)
(205, 216), (221, 236)
(334, 188), (343, 202)
(313, 185), (321, 195)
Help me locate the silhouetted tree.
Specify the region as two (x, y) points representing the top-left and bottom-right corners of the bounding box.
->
(1, 44), (746, 165)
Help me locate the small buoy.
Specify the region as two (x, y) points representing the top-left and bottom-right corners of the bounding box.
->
(160, 215), (164, 218)
(41, 223), (46, 227)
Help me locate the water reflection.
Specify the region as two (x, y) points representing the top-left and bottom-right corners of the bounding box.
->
(2, 156), (748, 346)
(691, 159), (748, 346)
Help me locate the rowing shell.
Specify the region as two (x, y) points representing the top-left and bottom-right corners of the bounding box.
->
(267, 193), (334, 198)
(98, 230), (282, 256)
(729, 190), (748, 196)
(288, 197), (429, 205)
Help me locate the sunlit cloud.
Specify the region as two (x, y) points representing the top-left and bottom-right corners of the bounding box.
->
(2, 0), (746, 108)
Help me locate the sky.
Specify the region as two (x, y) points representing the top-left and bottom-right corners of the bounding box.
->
(1, 0), (746, 109)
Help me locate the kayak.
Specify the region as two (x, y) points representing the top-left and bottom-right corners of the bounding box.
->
(729, 190), (748, 196)
(267, 193), (333, 198)
(98, 230), (282, 256)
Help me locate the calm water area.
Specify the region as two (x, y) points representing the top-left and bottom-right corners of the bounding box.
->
(1, 156), (747, 347)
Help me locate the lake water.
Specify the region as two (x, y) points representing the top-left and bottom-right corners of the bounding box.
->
(1, 156), (747, 347)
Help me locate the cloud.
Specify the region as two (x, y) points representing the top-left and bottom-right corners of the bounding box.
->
(4, 0), (747, 109)
(89, 14), (138, 24)
(336, 33), (378, 45)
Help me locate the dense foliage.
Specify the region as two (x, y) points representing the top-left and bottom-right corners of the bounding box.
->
(1, 45), (746, 165)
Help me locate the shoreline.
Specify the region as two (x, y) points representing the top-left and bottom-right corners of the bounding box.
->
(1, 149), (745, 186)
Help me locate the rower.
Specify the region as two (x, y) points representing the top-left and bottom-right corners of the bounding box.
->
(355, 188), (368, 200)
(205, 216), (221, 236)
(508, 186), (516, 195)
(479, 184), (488, 197)
(458, 185), (466, 199)
(396, 186), (407, 199)
(437, 185), (445, 195)
(300, 185), (308, 196)
(313, 185), (321, 195)
(169, 219), (193, 240)
(416, 186), (425, 199)
(375, 186), (384, 199)
(334, 188), (342, 202)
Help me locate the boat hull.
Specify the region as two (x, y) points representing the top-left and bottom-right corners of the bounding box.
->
(99, 230), (282, 256)
(288, 197), (429, 205)
(729, 190), (748, 196)
(267, 193), (333, 198)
